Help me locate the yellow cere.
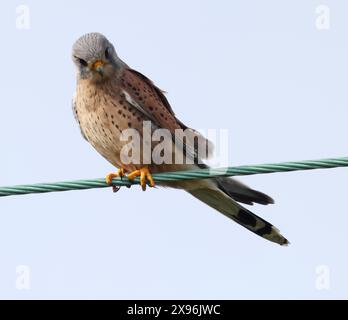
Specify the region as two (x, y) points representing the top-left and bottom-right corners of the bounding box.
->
(93, 60), (105, 70)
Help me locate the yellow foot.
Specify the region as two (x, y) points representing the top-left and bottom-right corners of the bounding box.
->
(127, 167), (155, 191)
(105, 168), (125, 185)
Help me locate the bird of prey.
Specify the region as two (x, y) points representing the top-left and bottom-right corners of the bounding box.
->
(72, 32), (288, 245)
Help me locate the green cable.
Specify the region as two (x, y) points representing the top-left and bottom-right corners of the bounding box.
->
(1, 156), (348, 197)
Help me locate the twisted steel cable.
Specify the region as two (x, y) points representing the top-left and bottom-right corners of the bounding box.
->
(1, 157), (348, 197)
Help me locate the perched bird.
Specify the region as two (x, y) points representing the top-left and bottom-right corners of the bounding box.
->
(72, 32), (289, 245)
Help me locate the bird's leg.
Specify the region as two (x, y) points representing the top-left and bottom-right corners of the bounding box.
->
(127, 167), (155, 191)
(105, 168), (126, 185)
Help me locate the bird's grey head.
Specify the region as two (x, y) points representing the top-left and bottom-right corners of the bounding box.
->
(72, 33), (124, 82)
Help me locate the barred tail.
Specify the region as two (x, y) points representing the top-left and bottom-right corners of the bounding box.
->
(187, 188), (289, 245)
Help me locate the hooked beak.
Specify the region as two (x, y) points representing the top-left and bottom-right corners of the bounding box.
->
(92, 60), (105, 75)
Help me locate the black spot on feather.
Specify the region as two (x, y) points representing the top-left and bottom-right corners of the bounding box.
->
(238, 209), (257, 227)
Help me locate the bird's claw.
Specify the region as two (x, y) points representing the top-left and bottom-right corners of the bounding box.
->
(105, 168), (125, 185)
(127, 167), (155, 191)
(112, 185), (121, 193)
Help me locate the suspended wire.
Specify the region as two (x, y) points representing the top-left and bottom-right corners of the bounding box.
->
(1, 157), (347, 197)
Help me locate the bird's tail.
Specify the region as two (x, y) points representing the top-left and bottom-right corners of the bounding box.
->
(187, 187), (289, 245)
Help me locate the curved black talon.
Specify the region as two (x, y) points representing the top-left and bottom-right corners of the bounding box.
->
(112, 185), (121, 193)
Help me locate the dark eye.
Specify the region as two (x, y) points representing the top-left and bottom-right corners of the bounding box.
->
(74, 56), (88, 67)
(79, 58), (88, 67)
(105, 47), (110, 59)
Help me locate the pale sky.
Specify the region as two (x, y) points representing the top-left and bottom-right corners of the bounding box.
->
(0, 0), (347, 299)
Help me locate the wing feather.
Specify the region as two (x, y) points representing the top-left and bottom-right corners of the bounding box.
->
(121, 68), (213, 161)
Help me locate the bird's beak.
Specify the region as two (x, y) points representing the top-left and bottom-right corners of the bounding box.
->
(92, 60), (105, 75)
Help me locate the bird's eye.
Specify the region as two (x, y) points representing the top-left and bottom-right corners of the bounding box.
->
(79, 58), (88, 67)
(105, 47), (110, 59)
(75, 56), (88, 67)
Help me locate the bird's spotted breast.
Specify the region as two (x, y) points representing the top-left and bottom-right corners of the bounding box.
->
(75, 80), (129, 167)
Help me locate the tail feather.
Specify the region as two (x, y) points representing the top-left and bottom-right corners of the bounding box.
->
(187, 187), (289, 246)
(216, 177), (274, 205)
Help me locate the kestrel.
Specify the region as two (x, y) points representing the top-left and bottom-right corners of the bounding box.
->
(72, 33), (288, 245)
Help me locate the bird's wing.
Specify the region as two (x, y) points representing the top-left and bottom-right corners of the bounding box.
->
(125, 68), (177, 118)
(72, 96), (87, 141)
(121, 68), (213, 159)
